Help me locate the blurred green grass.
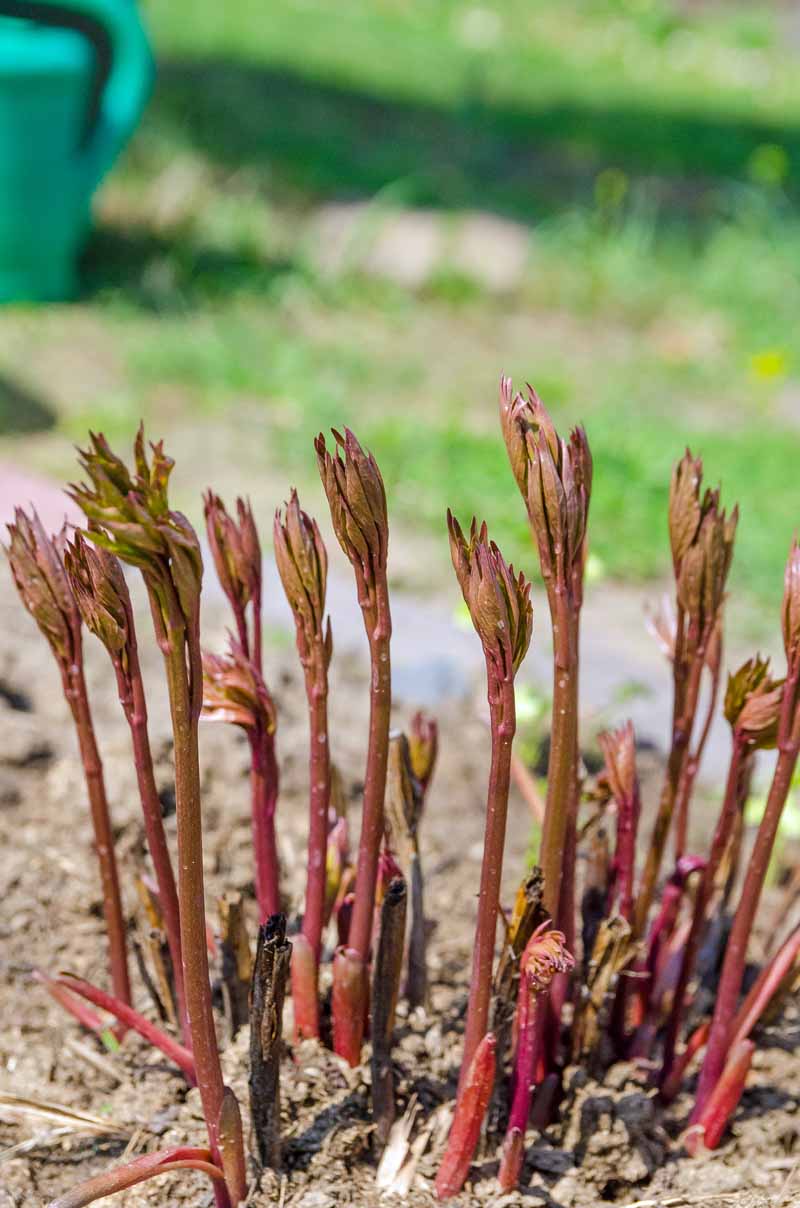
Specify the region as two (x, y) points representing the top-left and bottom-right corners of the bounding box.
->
(2, 0), (800, 605)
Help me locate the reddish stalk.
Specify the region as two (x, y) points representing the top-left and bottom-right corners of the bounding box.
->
(5, 511), (131, 1012)
(65, 534), (187, 1042)
(635, 456), (737, 938)
(543, 606), (580, 930)
(205, 492), (280, 924)
(446, 514), (532, 1105)
(34, 971), (104, 1034)
(274, 492), (333, 1038)
(599, 721), (641, 926)
(660, 1020), (710, 1103)
(498, 927), (573, 1192)
(686, 1040), (754, 1155)
(660, 734), (748, 1089)
(345, 604), (392, 983)
(693, 643), (800, 1121)
(628, 856), (704, 1055)
(72, 430), (245, 1207)
(316, 429), (392, 1064)
(635, 646), (704, 939)
(435, 1033), (497, 1201)
(163, 618), (236, 1198)
(499, 380), (591, 937)
(248, 727), (281, 919)
(55, 974), (196, 1083)
(123, 678), (186, 1035)
(46, 1146), (224, 1208)
(202, 642), (280, 923)
(461, 676), (516, 1084)
(729, 921), (800, 1049)
(60, 656), (132, 1015)
(673, 624), (721, 859)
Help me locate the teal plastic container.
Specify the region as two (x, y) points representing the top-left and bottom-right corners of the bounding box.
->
(0, 0), (154, 301)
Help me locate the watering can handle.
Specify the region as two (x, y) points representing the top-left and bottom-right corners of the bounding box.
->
(0, 0), (154, 190)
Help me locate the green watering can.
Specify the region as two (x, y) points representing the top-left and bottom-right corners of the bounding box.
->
(0, 0), (154, 301)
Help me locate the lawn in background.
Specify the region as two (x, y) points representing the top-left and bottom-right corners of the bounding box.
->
(1, 0), (799, 611)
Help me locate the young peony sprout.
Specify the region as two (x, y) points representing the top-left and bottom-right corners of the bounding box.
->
(407, 708), (438, 807)
(315, 428), (392, 1065)
(69, 430), (245, 1208)
(204, 491), (280, 921)
(499, 377), (591, 954)
(436, 514), (532, 1199)
(64, 532), (186, 1041)
(661, 655), (782, 1089)
(636, 453), (737, 938)
(201, 639), (280, 922)
(5, 510), (131, 1013)
(693, 540), (800, 1123)
(498, 925), (574, 1191)
(274, 489), (333, 1040)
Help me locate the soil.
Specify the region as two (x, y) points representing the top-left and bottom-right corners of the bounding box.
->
(0, 563), (799, 1208)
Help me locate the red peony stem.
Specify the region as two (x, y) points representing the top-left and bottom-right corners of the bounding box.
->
(61, 659), (132, 1016)
(248, 725), (281, 922)
(459, 678), (515, 1089)
(331, 946), (368, 1067)
(435, 1032), (497, 1200)
(294, 666), (331, 1039)
(34, 971), (104, 1035)
(46, 1146), (223, 1208)
(55, 974), (196, 1083)
(290, 933), (320, 1042)
(729, 921), (800, 1051)
(116, 650), (188, 1045)
(660, 1020), (710, 1104)
(660, 739), (746, 1089)
(498, 971), (537, 1192)
(693, 667), (800, 1122)
(686, 1040), (754, 1156)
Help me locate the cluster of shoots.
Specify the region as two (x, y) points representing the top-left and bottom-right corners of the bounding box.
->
(5, 373), (800, 1206)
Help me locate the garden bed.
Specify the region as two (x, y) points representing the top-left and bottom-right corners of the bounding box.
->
(0, 569), (797, 1208)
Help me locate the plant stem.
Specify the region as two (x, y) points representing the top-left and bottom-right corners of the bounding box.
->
(34, 971), (104, 1034)
(115, 646), (187, 1044)
(660, 1020), (710, 1103)
(660, 738), (745, 1090)
(435, 1033), (497, 1201)
(61, 659), (131, 1012)
(459, 678), (515, 1093)
(161, 605), (233, 1206)
(293, 656), (331, 1038)
(498, 972), (539, 1191)
(248, 723), (281, 921)
(56, 974), (196, 1083)
(46, 1148), (225, 1208)
(687, 1040), (754, 1155)
(332, 597), (391, 1063)
(635, 636), (705, 939)
(729, 920), (800, 1049)
(348, 615), (392, 961)
(539, 599), (578, 927)
(693, 673), (800, 1121)
(673, 648), (720, 859)
(303, 681), (330, 961)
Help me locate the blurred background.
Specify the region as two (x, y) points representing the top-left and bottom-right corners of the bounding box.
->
(2, 0), (799, 639)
